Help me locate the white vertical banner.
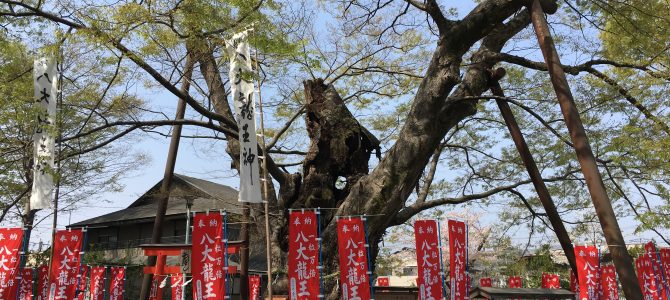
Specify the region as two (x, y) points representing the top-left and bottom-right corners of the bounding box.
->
(30, 58), (58, 210)
(226, 30), (262, 203)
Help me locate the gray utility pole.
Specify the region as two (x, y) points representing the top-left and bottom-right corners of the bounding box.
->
(528, 1), (643, 299)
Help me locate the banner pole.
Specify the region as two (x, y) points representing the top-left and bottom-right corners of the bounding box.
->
(317, 208), (324, 298)
(47, 57), (64, 282)
(223, 210), (230, 298)
(437, 221), (447, 300)
(253, 33), (274, 300)
(362, 215), (375, 299)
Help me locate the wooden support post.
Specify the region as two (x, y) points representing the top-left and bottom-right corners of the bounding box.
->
(528, 1), (642, 299)
(139, 53), (194, 299)
(488, 68), (577, 275)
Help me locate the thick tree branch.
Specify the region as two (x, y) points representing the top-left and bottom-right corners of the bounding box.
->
(415, 143), (443, 204)
(335, 1), (531, 244)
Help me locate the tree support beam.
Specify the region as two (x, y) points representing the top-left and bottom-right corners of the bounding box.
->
(139, 52), (194, 299)
(528, 1), (642, 299)
(488, 67), (577, 276)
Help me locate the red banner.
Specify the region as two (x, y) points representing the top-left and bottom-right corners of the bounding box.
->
(109, 267), (125, 300)
(570, 271), (578, 293)
(377, 277), (389, 287)
(192, 213), (225, 299)
(249, 275), (262, 300)
(50, 229), (84, 300)
(149, 275), (164, 300)
(38, 265), (49, 300)
(479, 277), (491, 287)
(76, 266), (88, 300)
(662, 249), (670, 294)
(646, 242), (670, 300)
(600, 265), (618, 300)
(18, 268), (32, 300)
(172, 273), (184, 300)
(541, 273), (560, 289)
(574, 245), (600, 300)
(415, 220), (444, 300)
(638, 255), (661, 300)
(449, 220), (467, 300)
(288, 210), (320, 299)
(508, 276), (522, 288)
(337, 217), (371, 300)
(596, 266), (604, 300)
(89, 266), (105, 300)
(0, 227), (23, 299)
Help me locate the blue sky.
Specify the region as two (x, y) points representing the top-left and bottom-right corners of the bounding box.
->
(18, 0), (668, 250)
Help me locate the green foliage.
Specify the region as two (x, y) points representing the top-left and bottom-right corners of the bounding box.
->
(0, 30), (146, 223)
(2, 0), (669, 274)
(498, 244), (570, 288)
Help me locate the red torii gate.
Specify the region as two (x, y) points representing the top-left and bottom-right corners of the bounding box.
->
(141, 242), (242, 299)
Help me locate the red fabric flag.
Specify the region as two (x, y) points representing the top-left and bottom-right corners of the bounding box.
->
(508, 276), (522, 288)
(249, 275), (262, 300)
(596, 266), (604, 300)
(89, 266), (105, 300)
(574, 245), (600, 300)
(449, 219), (467, 300)
(288, 210), (320, 299)
(601, 265), (618, 300)
(192, 212), (225, 299)
(18, 268), (32, 300)
(0, 227), (23, 299)
(171, 273), (184, 300)
(570, 271), (578, 293)
(646, 242), (670, 300)
(376, 277), (389, 287)
(479, 277), (492, 287)
(415, 219), (444, 300)
(108, 267), (125, 300)
(661, 249), (670, 293)
(638, 255), (661, 300)
(149, 275), (165, 300)
(541, 273), (560, 289)
(50, 229), (84, 300)
(337, 217), (371, 300)
(76, 265), (88, 300)
(37, 265), (49, 300)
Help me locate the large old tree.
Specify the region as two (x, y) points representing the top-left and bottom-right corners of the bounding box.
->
(1, 0), (669, 298)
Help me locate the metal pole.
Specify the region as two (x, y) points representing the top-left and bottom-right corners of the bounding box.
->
(48, 57), (64, 276)
(488, 69), (577, 275)
(240, 206), (250, 300)
(253, 33), (274, 300)
(185, 204), (191, 244)
(139, 53), (194, 299)
(528, 1), (642, 299)
(254, 28), (272, 300)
